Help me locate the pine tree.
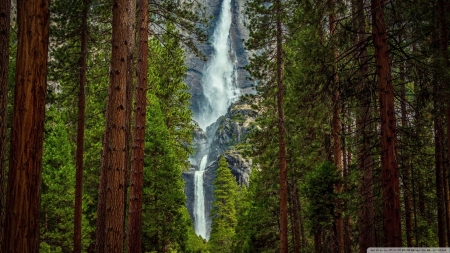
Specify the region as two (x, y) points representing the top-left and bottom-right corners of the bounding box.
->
(96, 0), (130, 250)
(371, 0), (402, 246)
(39, 107), (91, 252)
(126, 0), (148, 250)
(3, 0), (50, 251)
(209, 156), (238, 253)
(142, 94), (188, 252)
(74, 0), (88, 251)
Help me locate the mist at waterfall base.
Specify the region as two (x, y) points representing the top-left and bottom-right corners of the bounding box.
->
(192, 0), (240, 241)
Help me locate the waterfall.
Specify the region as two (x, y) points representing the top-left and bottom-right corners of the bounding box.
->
(194, 155), (208, 239)
(192, 0), (241, 241)
(196, 0), (239, 130)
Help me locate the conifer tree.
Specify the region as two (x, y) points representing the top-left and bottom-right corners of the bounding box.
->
(371, 0), (402, 246)
(209, 156), (238, 253)
(127, 0), (148, 250)
(0, 0), (11, 248)
(3, 0), (50, 251)
(142, 94), (188, 252)
(96, 0), (130, 251)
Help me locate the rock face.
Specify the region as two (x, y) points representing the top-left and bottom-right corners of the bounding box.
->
(185, 0), (253, 120)
(183, 96), (258, 238)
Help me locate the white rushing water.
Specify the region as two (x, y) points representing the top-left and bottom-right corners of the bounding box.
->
(194, 155), (208, 239)
(196, 0), (239, 130)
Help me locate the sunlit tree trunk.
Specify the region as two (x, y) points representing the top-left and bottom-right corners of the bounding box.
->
(371, 0), (402, 247)
(2, 0), (50, 251)
(96, 0), (129, 251)
(126, 0), (147, 250)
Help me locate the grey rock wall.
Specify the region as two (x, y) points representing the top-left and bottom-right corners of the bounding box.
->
(185, 0), (253, 119)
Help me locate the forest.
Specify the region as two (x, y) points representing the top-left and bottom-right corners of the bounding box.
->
(1, 0), (450, 252)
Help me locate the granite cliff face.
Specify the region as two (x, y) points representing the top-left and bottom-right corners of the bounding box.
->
(183, 0), (257, 239)
(183, 96), (258, 239)
(185, 0), (253, 120)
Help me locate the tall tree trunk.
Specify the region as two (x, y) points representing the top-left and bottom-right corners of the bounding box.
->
(96, 0), (129, 251)
(371, 0), (402, 247)
(95, 137), (108, 252)
(329, 1), (345, 251)
(354, 1), (375, 248)
(400, 63), (413, 247)
(2, 0), (50, 251)
(0, 0), (11, 250)
(123, 0), (135, 246)
(434, 80), (446, 247)
(127, 0), (148, 250)
(314, 233), (321, 253)
(74, 1), (88, 252)
(438, 0), (450, 245)
(290, 180), (301, 253)
(275, 0), (287, 251)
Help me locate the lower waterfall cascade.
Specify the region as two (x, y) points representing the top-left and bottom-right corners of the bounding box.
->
(194, 155), (208, 239)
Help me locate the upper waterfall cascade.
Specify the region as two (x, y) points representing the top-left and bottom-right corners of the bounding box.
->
(192, 0), (241, 240)
(195, 0), (240, 131)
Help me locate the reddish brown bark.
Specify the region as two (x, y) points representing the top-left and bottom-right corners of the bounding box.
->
(73, 1), (88, 252)
(0, 0), (11, 249)
(126, 0), (148, 250)
(288, 179), (301, 253)
(123, 0), (135, 246)
(371, 0), (402, 247)
(95, 139), (107, 252)
(329, 1), (344, 251)
(96, 0), (129, 251)
(2, 0), (50, 252)
(314, 233), (321, 253)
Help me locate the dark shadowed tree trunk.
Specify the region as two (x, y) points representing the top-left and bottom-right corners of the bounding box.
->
(400, 63), (413, 247)
(74, 1), (88, 252)
(329, 0), (344, 251)
(0, 0), (11, 250)
(275, 0), (287, 250)
(371, 0), (402, 247)
(355, 3), (375, 249)
(126, 0), (148, 250)
(2, 0), (50, 252)
(438, 0), (450, 245)
(434, 79), (446, 247)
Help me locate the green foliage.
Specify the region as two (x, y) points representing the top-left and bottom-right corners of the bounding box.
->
(40, 107), (92, 252)
(302, 162), (341, 235)
(142, 94), (188, 252)
(148, 23), (195, 171)
(208, 156), (238, 253)
(183, 207), (209, 253)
